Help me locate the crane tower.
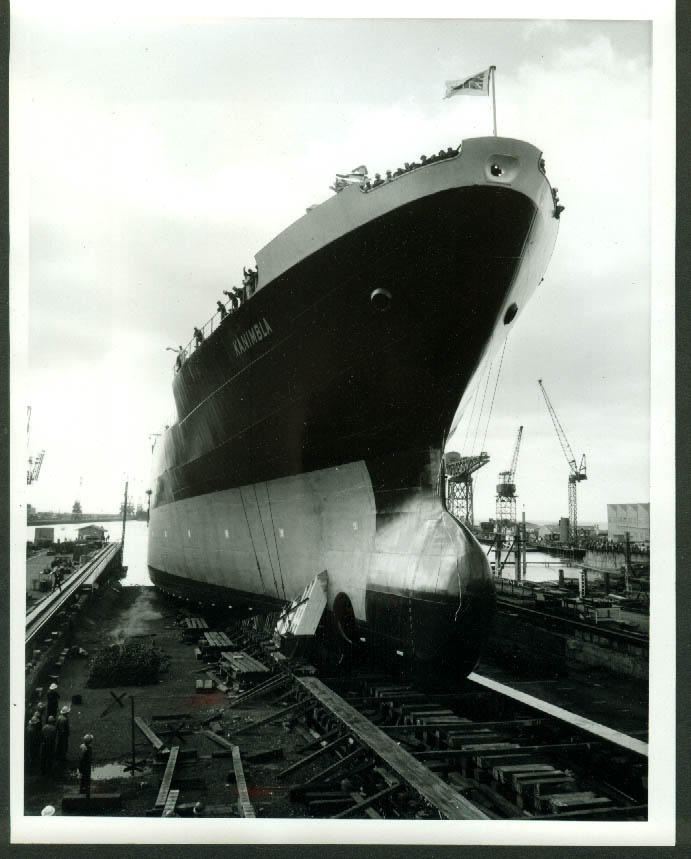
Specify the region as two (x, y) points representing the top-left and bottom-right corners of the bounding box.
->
(538, 379), (587, 546)
(495, 426), (523, 535)
(26, 406), (45, 485)
(444, 451), (490, 528)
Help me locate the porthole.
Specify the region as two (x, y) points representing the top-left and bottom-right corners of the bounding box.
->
(370, 287), (392, 311)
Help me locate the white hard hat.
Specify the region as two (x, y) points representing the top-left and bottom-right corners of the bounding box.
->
(41, 805), (55, 816)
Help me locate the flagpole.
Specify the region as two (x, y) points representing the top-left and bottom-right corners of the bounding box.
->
(490, 66), (497, 137)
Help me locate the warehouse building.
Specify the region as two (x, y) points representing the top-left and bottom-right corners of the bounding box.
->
(607, 503), (650, 544)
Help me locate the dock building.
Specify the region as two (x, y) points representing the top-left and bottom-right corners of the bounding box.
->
(607, 503), (650, 544)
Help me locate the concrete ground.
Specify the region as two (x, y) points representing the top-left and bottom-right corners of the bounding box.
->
(24, 584), (309, 818)
(26, 550), (51, 602)
(24, 580), (649, 818)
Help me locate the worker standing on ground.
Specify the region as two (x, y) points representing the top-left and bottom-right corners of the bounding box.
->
(55, 706), (70, 761)
(78, 734), (93, 796)
(26, 714), (42, 769)
(46, 683), (59, 720)
(36, 702), (46, 726)
(40, 716), (57, 775)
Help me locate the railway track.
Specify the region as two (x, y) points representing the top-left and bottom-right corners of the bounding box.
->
(25, 542), (122, 647)
(214, 618), (648, 821)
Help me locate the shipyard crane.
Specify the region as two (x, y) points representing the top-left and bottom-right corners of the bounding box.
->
(538, 379), (587, 546)
(495, 425), (523, 535)
(26, 406), (45, 485)
(444, 451), (490, 528)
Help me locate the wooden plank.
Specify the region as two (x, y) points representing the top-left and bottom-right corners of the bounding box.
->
(134, 715), (165, 750)
(161, 789), (179, 816)
(532, 804), (648, 820)
(468, 673), (648, 757)
(298, 748), (367, 788)
(224, 672), (289, 707)
(297, 677), (488, 820)
(155, 745), (179, 808)
(331, 783), (401, 819)
(206, 671), (228, 692)
(152, 713), (191, 722)
(202, 729), (234, 750)
(244, 747), (285, 764)
(232, 697), (313, 736)
(231, 745), (255, 818)
(276, 735), (350, 779)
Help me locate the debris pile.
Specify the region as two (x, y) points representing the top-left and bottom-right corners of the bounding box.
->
(87, 639), (163, 687)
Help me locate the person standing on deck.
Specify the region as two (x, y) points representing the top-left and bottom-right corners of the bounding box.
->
(223, 289), (238, 311)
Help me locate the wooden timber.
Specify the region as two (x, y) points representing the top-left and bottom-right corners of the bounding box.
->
(161, 789), (180, 816)
(201, 729), (234, 750)
(297, 677), (488, 820)
(231, 745), (255, 818)
(134, 716), (165, 751)
(155, 745), (179, 809)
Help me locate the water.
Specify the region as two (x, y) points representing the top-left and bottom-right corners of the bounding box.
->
(27, 519), (152, 587)
(29, 521), (583, 589)
(489, 548), (583, 583)
(89, 762), (150, 781)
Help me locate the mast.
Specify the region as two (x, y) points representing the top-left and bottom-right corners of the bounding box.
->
(121, 480), (128, 554)
(490, 66), (497, 137)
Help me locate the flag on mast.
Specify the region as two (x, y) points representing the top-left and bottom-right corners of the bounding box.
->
(443, 68), (491, 99)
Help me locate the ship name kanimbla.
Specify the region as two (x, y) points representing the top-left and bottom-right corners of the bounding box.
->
(233, 318), (273, 357)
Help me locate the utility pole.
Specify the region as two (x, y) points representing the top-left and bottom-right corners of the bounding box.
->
(121, 481), (128, 561)
(521, 510), (527, 581)
(494, 524), (502, 577)
(514, 522), (521, 581)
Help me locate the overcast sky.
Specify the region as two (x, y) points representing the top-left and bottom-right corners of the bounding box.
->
(12, 10), (662, 525)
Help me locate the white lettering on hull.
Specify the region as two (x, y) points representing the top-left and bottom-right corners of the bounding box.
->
(233, 318), (273, 357)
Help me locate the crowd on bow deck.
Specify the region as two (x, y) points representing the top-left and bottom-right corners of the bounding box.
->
(174, 266), (258, 371)
(330, 146), (460, 194)
(174, 145), (462, 371)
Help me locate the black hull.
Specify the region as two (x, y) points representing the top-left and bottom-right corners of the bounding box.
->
(148, 137), (559, 683)
(154, 185), (538, 508)
(148, 560), (495, 681)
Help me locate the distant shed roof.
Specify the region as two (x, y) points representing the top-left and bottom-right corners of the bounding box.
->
(77, 524), (105, 536)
